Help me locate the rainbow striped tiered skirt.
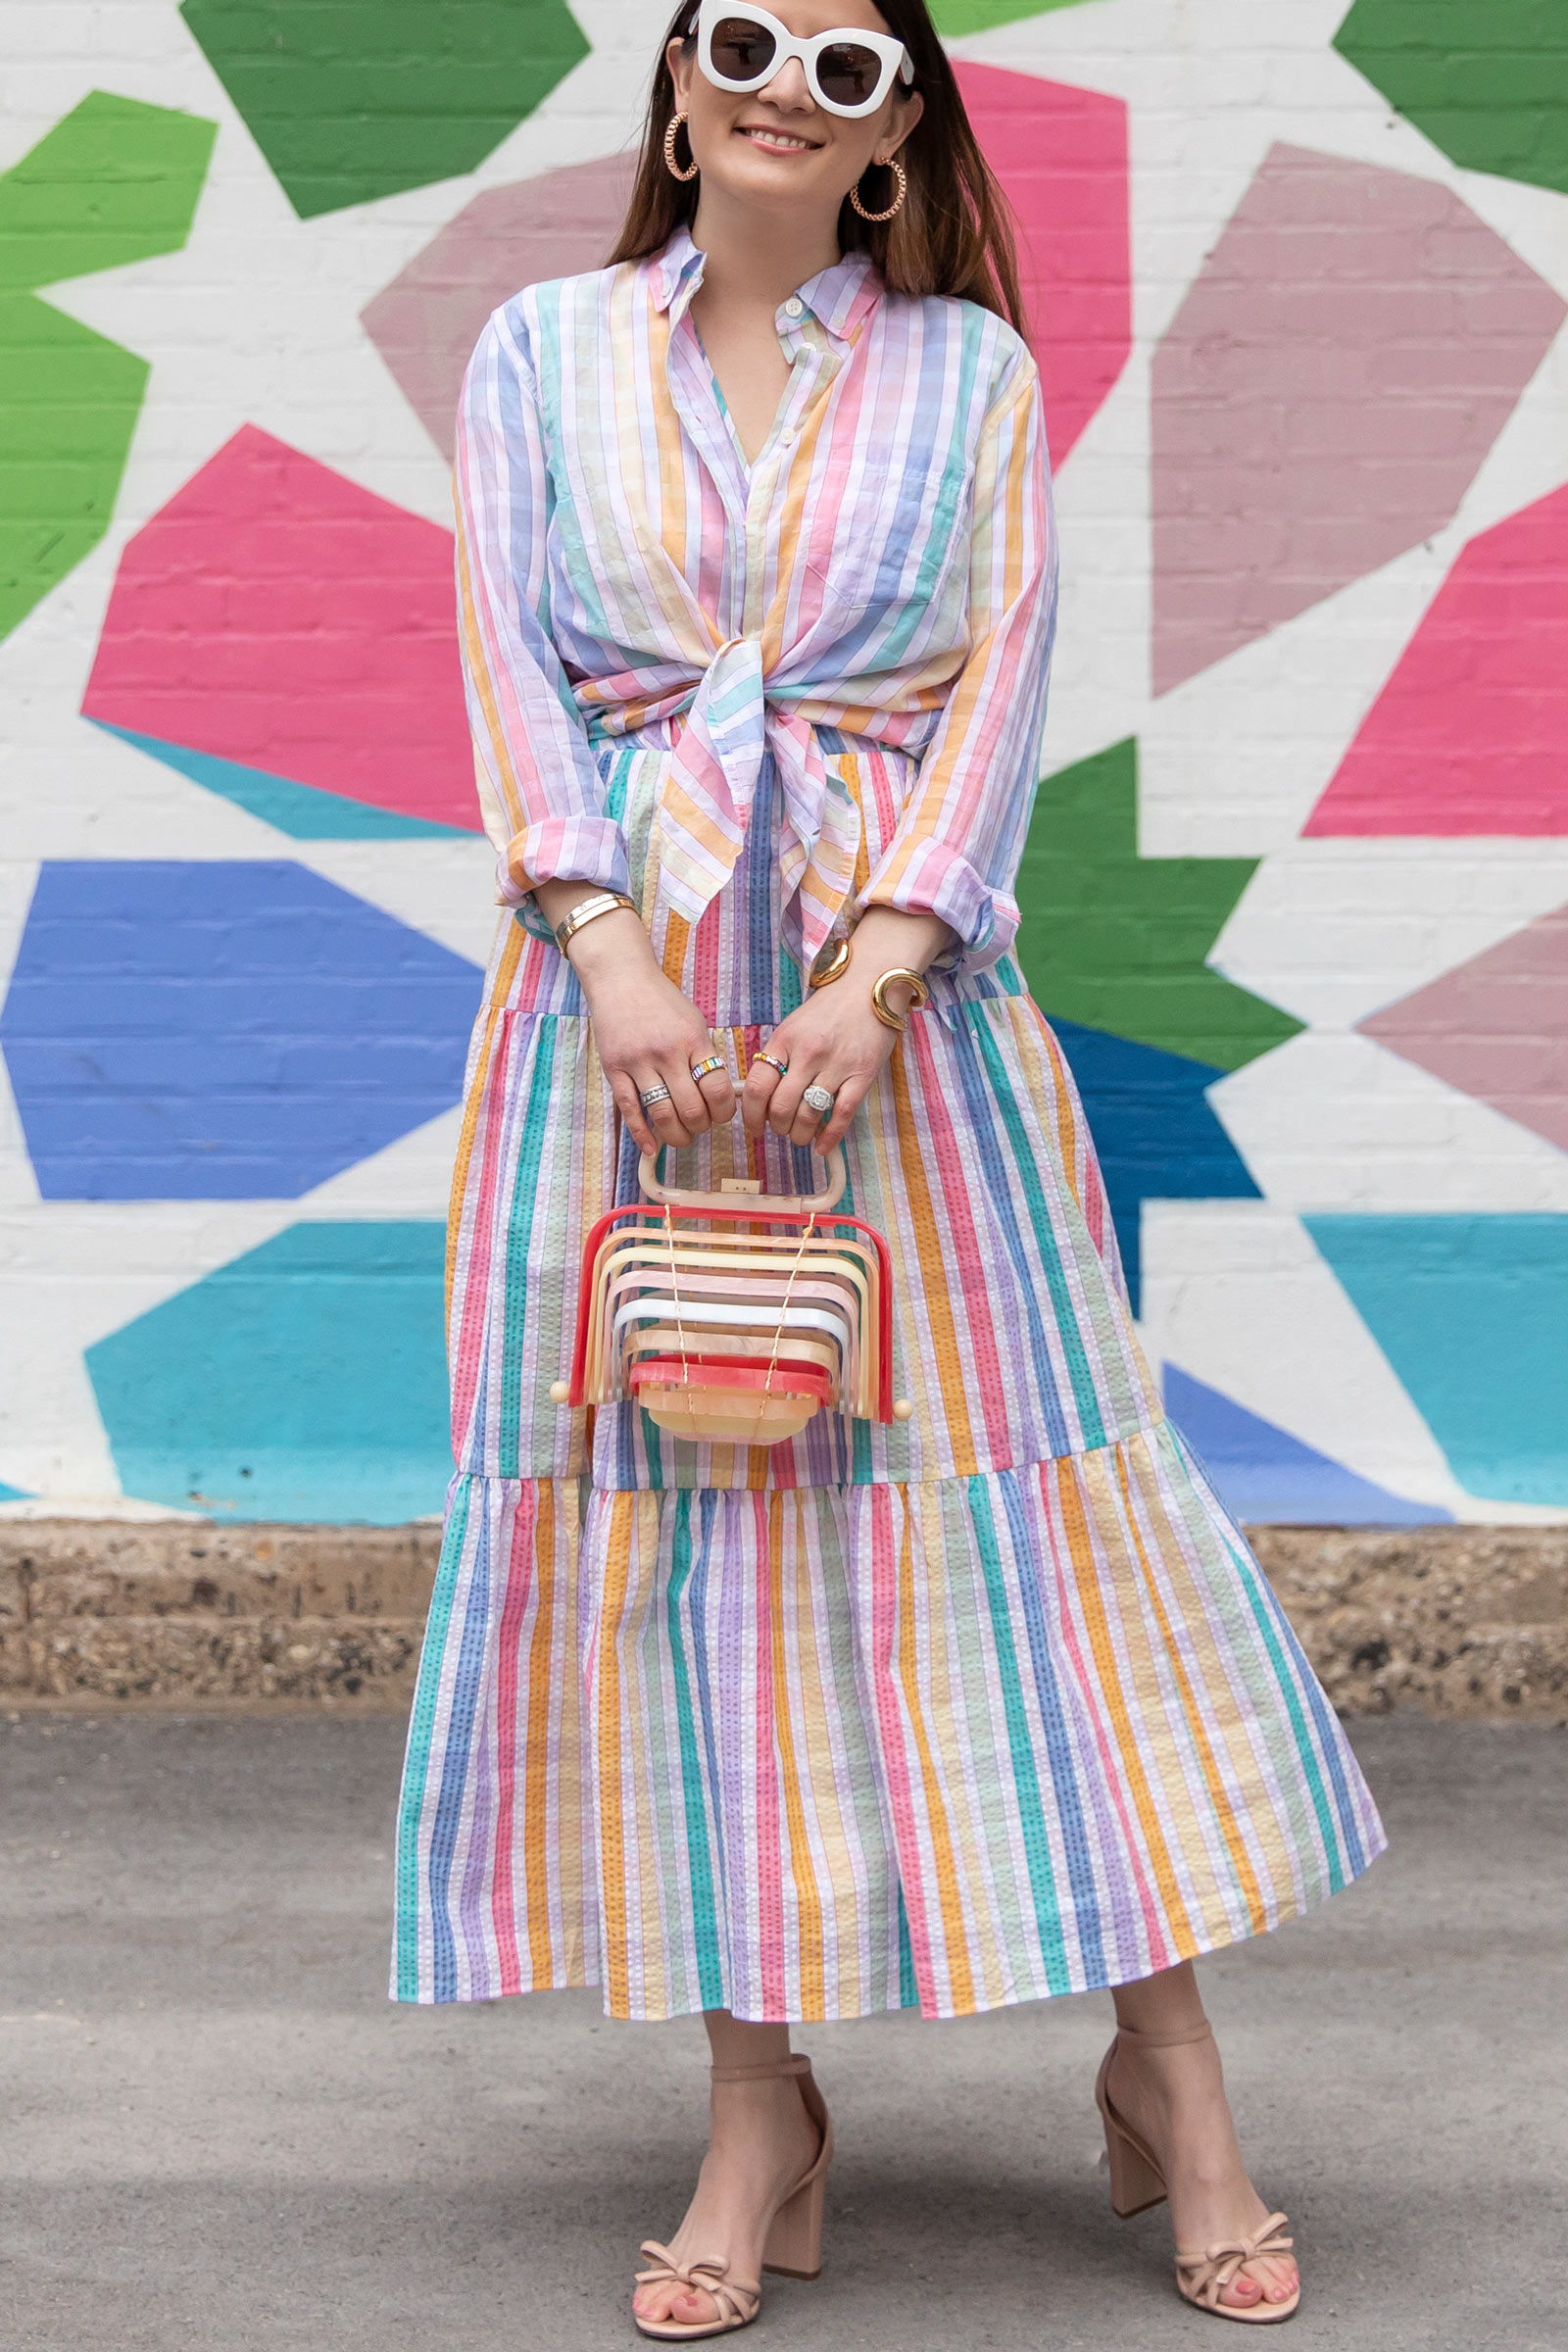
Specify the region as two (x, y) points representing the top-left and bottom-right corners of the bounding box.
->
(392, 753), (1383, 2019)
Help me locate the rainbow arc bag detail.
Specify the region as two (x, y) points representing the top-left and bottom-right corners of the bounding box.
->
(554, 1139), (908, 1446)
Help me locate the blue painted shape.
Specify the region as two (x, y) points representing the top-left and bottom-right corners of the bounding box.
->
(91, 722), (471, 841)
(1048, 1019), (1260, 1313)
(0, 1477), (34, 1501)
(0, 859), (481, 1200)
(1306, 1214), (1568, 1506)
(86, 1220), (451, 1523)
(1162, 1364), (1450, 1527)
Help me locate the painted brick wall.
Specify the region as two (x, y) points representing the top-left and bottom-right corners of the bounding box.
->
(2, 1), (1567, 1528)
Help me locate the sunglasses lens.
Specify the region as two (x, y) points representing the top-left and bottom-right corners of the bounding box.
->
(709, 15), (777, 81)
(815, 40), (884, 107)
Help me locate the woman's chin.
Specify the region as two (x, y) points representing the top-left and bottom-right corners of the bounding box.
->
(707, 136), (840, 201)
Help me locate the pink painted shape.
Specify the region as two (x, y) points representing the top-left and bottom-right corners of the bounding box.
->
(1306, 481), (1568, 838)
(81, 425), (477, 831)
(953, 63), (1130, 466)
(361, 152), (638, 462)
(1152, 144), (1565, 697)
(1360, 903), (1568, 1152)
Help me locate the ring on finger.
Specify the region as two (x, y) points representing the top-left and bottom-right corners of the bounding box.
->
(753, 1050), (788, 1077)
(639, 1083), (672, 1107)
(689, 1054), (727, 1084)
(801, 1084), (836, 1116)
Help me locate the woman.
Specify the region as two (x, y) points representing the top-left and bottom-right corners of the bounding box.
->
(393, 2), (1384, 2334)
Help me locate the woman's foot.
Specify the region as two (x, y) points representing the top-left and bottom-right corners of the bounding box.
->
(1105, 2024), (1299, 2313)
(631, 2064), (822, 2331)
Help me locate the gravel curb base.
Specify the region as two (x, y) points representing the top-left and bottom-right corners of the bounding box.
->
(3, 1520), (1565, 1719)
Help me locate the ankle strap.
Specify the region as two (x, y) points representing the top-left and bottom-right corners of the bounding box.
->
(1115, 2018), (1213, 2049)
(710, 2052), (811, 2083)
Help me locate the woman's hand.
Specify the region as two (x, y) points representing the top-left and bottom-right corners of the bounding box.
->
(742, 908), (954, 1155)
(535, 887), (736, 1156)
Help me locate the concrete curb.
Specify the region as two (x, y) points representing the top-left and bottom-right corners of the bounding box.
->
(3, 1520), (1566, 1720)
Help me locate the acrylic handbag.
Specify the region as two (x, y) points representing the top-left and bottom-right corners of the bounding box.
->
(551, 1131), (911, 1445)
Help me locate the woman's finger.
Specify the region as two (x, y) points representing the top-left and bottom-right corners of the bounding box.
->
(817, 1073), (869, 1153)
(662, 1058), (713, 1140)
(766, 1061), (812, 1140)
(609, 1069), (658, 1157)
(787, 1076), (838, 1152)
(741, 1053), (784, 1138)
(694, 1064), (737, 1130)
(635, 1072), (694, 1151)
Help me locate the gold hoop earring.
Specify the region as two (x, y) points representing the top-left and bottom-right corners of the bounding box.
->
(663, 111), (699, 182)
(850, 155), (906, 222)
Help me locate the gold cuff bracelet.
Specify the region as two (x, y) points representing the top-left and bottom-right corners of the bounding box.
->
(869, 967), (931, 1032)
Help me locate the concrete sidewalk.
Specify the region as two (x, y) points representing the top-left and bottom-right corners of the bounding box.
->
(3, 1713), (1564, 2351)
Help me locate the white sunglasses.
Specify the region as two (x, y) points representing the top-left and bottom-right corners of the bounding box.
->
(690, 2), (914, 120)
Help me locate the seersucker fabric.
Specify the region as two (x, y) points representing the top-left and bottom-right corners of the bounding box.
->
(392, 231), (1384, 2020)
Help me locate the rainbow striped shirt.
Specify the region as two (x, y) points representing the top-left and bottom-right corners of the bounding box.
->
(455, 226), (1057, 975)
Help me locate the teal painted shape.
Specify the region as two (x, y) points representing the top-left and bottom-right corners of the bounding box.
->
(87, 1220), (452, 1524)
(1305, 1214), (1568, 1506)
(92, 722), (471, 840)
(0, 1477), (33, 1501)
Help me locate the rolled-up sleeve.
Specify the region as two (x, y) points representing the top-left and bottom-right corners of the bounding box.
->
(455, 302), (629, 916)
(858, 344), (1057, 969)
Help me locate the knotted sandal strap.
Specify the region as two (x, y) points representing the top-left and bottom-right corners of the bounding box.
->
(635, 2242), (760, 2330)
(1176, 2214), (1294, 2311)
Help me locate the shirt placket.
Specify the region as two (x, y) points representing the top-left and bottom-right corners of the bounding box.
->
(665, 301), (842, 645)
(742, 312), (840, 641)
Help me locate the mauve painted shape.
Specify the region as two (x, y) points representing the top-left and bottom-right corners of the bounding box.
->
(361, 152), (638, 462)
(1359, 904), (1568, 1155)
(1306, 480), (1568, 840)
(81, 424), (478, 831)
(1151, 143), (1565, 696)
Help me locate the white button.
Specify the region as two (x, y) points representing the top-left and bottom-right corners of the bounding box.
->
(784, 296), (804, 318)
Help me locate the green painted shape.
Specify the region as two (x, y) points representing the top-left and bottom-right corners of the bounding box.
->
(179, 0), (591, 220)
(0, 93), (215, 639)
(0, 295), (146, 638)
(933, 0), (1101, 29)
(1334, 0), (1568, 198)
(1013, 738), (1301, 1071)
(0, 90), (217, 293)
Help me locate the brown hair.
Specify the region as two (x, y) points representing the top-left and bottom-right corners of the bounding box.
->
(606, 1), (1026, 334)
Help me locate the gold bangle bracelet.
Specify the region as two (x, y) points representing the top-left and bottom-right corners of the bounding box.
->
(808, 937), (853, 990)
(554, 891), (639, 954)
(869, 966), (931, 1032)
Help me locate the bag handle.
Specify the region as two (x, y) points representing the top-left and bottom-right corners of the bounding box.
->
(638, 1137), (847, 1214)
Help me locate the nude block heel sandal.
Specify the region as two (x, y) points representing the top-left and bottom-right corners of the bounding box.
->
(1095, 2019), (1300, 2326)
(633, 2053), (834, 2340)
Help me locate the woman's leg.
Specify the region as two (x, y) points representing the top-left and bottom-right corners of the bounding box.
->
(1107, 1963), (1299, 2311)
(631, 2010), (823, 2330)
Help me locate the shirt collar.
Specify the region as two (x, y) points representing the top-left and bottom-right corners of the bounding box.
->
(648, 227), (881, 342)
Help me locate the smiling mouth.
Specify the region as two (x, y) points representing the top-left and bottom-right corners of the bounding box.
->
(736, 124), (823, 153)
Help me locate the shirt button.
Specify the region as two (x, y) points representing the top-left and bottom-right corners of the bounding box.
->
(784, 296), (804, 318)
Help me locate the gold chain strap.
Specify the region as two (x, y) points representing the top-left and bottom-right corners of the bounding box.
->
(662, 1198), (818, 1404)
(764, 1211), (817, 1395)
(663, 1202), (690, 1389)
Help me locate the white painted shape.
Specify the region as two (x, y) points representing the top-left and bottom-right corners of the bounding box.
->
(1211, 840), (1568, 1031)
(287, 839), (499, 968)
(1141, 1201), (1466, 1512)
(295, 1106), (466, 1223)
(1211, 1034), (1568, 1216)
